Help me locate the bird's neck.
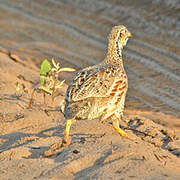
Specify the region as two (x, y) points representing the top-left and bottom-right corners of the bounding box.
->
(105, 39), (124, 68)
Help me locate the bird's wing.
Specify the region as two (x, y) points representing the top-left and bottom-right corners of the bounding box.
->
(66, 64), (128, 102)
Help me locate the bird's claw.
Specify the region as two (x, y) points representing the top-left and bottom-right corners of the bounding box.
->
(44, 136), (72, 157)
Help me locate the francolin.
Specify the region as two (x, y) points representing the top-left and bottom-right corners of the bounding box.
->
(61, 25), (132, 144)
(45, 25), (132, 155)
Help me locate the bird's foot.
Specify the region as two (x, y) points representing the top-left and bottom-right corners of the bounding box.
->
(62, 135), (72, 146)
(44, 140), (63, 157)
(44, 136), (72, 157)
(114, 127), (136, 141)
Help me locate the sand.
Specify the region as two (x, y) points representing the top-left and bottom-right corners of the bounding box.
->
(0, 0), (180, 179)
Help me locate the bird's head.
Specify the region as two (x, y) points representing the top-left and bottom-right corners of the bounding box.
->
(110, 25), (132, 49)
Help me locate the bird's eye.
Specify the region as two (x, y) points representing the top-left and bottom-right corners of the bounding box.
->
(119, 29), (125, 37)
(121, 29), (125, 34)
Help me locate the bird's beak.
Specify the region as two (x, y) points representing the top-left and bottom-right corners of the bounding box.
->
(127, 32), (132, 38)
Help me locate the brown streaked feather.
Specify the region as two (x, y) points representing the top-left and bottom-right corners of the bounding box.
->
(66, 64), (127, 103)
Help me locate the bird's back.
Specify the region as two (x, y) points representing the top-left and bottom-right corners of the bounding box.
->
(62, 62), (127, 120)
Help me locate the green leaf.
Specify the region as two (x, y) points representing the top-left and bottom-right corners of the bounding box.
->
(40, 59), (52, 76)
(40, 59), (52, 84)
(52, 58), (59, 69)
(55, 80), (65, 89)
(38, 86), (53, 95)
(15, 82), (20, 92)
(40, 76), (46, 85)
(58, 68), (75, 72)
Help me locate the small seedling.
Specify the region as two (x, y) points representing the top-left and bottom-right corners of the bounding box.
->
(14, 82), (28, 97)
(28, 59), (75, 108)
(15, 82), (20, 92)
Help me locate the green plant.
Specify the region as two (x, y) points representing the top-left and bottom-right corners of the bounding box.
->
(28, 59), (75, 108)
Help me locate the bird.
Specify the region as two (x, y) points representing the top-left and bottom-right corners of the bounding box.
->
(45, 25), (132, 156)
(60, 25), (132, 146)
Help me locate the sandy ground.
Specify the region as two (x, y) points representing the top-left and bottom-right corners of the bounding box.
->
(0, 0), (180, 179)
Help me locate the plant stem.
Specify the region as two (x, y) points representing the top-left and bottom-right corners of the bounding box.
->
(28, 88), (36, 109)
(43, 91), (47, 107)
(51, 73), (58, 107)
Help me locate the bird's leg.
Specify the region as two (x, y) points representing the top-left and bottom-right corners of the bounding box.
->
(44, 119), (74, 157)
(113, 118), (127, 137)
(112, 118), (134, 141)
(62, 119), (74, 145)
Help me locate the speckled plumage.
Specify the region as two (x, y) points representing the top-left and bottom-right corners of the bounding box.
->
(61, 25), (132, 144)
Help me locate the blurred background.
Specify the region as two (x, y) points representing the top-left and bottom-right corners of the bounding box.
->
(0, 0), (179, 118)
